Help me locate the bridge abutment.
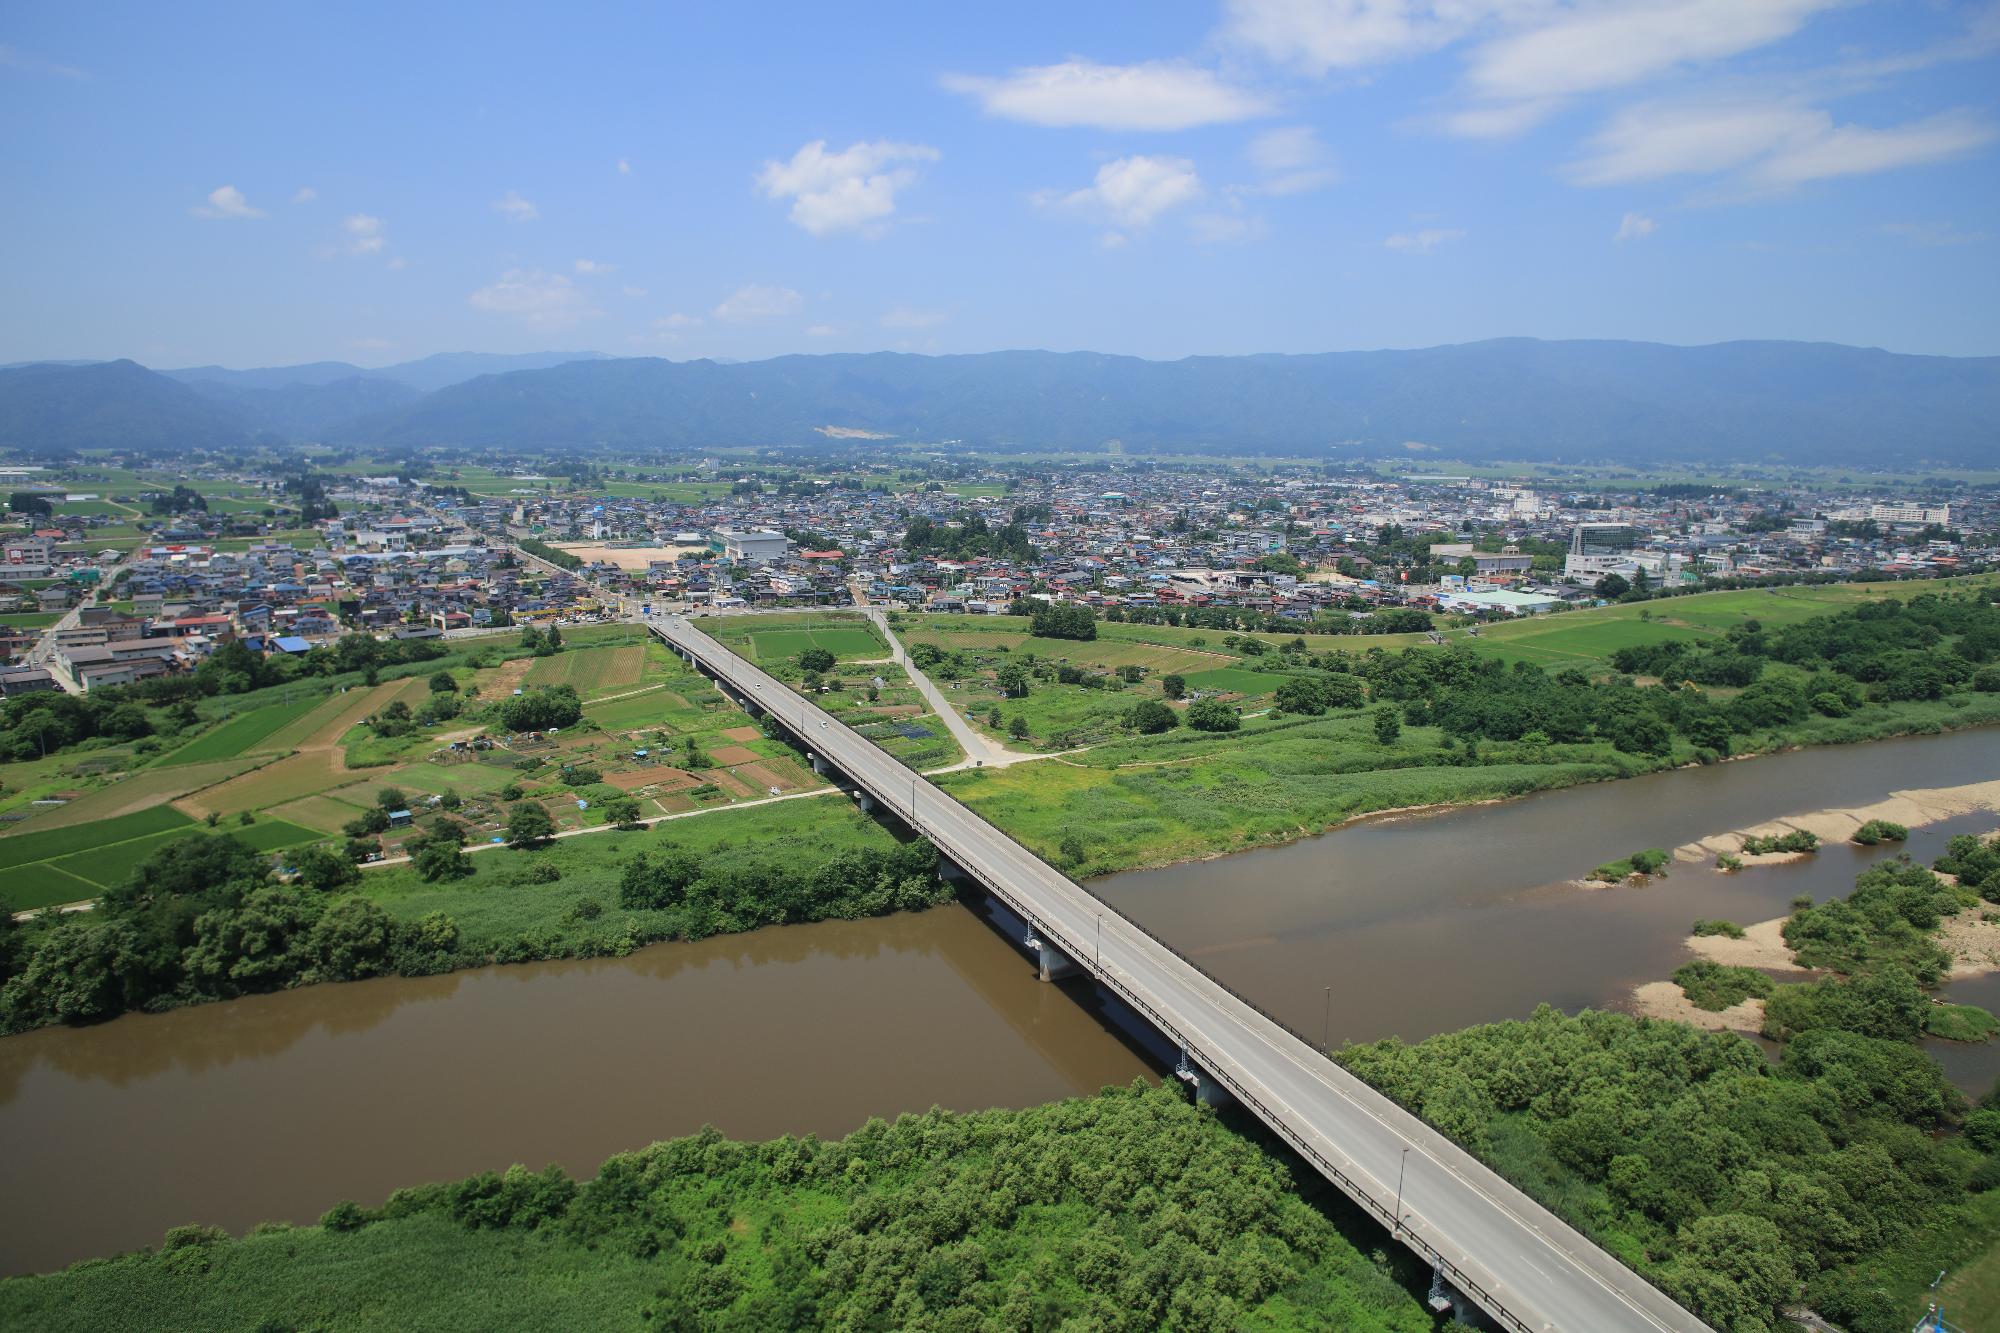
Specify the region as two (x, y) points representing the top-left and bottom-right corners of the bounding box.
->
(1027, 935), (1081, 982)
(1176, 1048), (1236, 1109)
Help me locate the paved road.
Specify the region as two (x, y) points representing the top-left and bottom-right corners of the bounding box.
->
(655, 614), (1712, 1333)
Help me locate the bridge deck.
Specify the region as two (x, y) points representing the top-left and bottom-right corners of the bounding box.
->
(655, 617), (1713, 1333)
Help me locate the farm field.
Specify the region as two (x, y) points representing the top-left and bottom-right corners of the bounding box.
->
(1181, 666), (1291, 697)
(155, 694), (326, 767)
(0, 613), (61, 629)
(706, 613), (886, 664)
(523, 643), (646, 696)
(0, 757), (265, 831)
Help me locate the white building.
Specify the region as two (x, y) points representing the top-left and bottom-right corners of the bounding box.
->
(714, 528), (792, 564)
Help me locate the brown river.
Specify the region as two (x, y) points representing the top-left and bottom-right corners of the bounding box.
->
(1, 728), (1995, 1275)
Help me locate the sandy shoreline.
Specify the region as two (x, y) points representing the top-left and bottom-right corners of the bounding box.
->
(1672, 778), (2000, 868)
(1632, 982), (1768, 1033)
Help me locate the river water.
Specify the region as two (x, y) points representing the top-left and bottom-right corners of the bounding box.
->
(1, 728), (1994, 1275)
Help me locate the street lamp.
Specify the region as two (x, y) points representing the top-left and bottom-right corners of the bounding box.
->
(1322, 986), (1332, 1052)
(1395, 1146), (1411, 1236)
(1096, 914), (1102, 968)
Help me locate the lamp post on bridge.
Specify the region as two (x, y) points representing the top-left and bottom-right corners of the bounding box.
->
(1322, 986), (1332, 1052)
(1395, 1146), (1410, 1236)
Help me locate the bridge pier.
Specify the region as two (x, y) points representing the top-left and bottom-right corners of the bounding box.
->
(1025, 934), (1080, 982)
(855, 790), (876, 814)
(1176, 1048), (1235, 1109)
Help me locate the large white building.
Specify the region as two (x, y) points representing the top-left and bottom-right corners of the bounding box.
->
(713, 528), (792, 564)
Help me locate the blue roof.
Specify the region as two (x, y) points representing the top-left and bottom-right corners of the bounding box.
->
(273, 636), (311, 652)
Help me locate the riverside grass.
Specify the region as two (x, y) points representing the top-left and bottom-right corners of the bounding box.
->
(0, 1083), (1435, 1333)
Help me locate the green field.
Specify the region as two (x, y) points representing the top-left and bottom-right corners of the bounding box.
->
(523, 644), (647, 696)
(156, 695), (327, 767)
(744, 625), (886, 663)
(0, 804), (194, 869)
(0, 612), (61, 629)
(1181, 666), (1291, 696)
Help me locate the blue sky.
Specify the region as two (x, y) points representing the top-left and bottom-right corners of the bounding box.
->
(3, 0), (1997, 368)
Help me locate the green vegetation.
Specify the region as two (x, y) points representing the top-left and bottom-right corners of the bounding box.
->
(0, 1082), (1438, 1333)
(1742, 830), (1820, 856)
(1926, 1004), (2000, 1042)
(154, 694), (324, 767)
(1339, 1004), (1985, 1333)
(1692, 918), (1746, 939)
(1671, 959), (1776, 1010)
(1589, 848), (1670, 882)
(1780, 856), (1963, 983)
(1853, 819), (1910, 846)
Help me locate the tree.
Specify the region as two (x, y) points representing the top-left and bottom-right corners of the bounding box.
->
(7, 492), (52, 517)
(1372, 704), (1402, 746)
(620, 849), (702, 909)
(1593, 573), (1630, 600)
(506, 802), (555, 848)
(498, 686), (583, 733)
(429, 670), (458, 693)
(798, 646), (836, 673)
(1127, 700), (1179, 734)
(600, 795), (643, 828)
(1161, 674), (1187, 700)
(1185, 698), (1239, 733)
(1007, 715), (1030, 741)
(1029, 602), (1097, 641)
(1273, 676), (1332, 716)
(376, 787), (408, 813)
(292, 845), (360, 893)
(994, 660), (1030, 698)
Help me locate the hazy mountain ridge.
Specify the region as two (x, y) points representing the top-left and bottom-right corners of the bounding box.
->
(0, 341), (1994, 463)
(333, 340), (2000, 464)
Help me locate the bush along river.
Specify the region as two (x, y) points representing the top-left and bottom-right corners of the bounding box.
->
(0, 726), (1993, 1275)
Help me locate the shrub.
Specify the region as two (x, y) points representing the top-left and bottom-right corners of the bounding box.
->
(1692, 919), (1746, 939)
(1741, 830), (1819, 856)
(1673, 959), (1776, 1011)
(1851, 819), (1908, 846)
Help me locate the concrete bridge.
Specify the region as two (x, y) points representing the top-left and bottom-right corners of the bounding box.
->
(652, 615), (1713, 1333)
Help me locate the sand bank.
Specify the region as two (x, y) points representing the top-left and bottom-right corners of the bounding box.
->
(1631, 981), (1767, 1033)
(1672, 778), (2000, 867)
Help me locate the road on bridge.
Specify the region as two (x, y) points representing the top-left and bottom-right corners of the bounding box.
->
(655, 614), (1713, 1333)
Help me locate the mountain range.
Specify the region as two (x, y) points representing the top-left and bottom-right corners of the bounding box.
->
(1, 340), (1994, 465)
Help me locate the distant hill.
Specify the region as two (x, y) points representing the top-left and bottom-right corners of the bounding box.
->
(165, 350), (612, 395)
(332, 340), (2000, 465)
(3, 341), (1994, 463)
(0, 360), (250, 455)
(183, 375), (425, 441)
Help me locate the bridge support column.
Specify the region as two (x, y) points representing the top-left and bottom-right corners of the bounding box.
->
(809, 753), (826, 776)
(937, 857), (967, 883)
(1027, 935), (1079, 982)
(856, 790), (876, 814)
(1176, 1048), (1235, 1109)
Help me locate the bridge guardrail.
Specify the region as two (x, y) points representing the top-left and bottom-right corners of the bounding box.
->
(655, 618), (1701, 1333)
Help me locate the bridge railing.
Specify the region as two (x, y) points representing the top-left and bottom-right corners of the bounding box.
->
(658, 619), (1693, 1333)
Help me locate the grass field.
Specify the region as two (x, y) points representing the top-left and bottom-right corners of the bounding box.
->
(0, 805), (192, 869)
(523, 644), (646, 696)
(1, 758), (264, 831)
(156, 695), (326, 767)
(746, 626), (886, 663)
(1181, 666), (1291, 697)
(182, 752), (349, 818)
(0, 612), (61, 629)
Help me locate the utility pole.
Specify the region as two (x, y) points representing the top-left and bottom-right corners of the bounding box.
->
(1322, 986), (1332, 1052)
(1395, 1147), (1410, 1236)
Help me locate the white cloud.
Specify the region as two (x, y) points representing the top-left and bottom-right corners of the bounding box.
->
(756, 140), (939, 236)
(1616, 212), (1657, 241)
(1100, 231), (1130, 250)
(617, 158), (632, 175)
(1750, 109), (1996, 189)
(1244, 125), (1341, 195)
(1569, 99), (1995, 191)
(1384, 227), (1466, 253)
(942, 59), (1272, 131)
(190, 185), (264, 220)
(574, 258), (616, 275)
(712, 284), (802, 323)
(1465, 0), (1836, 104)
(343, 214), (386, 254)
(1190, 213), (1269, 244)
(0, 45), (88, 79)
(1221, 0), (1534, 74)
(880, 306), (947, 329)
(491, 189), (539, 222)
(1036, 155), (1204, 229)
(467, 269), (597, 328)
(291, 186), (317, 204)
(1879, 220), (1988, 247)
